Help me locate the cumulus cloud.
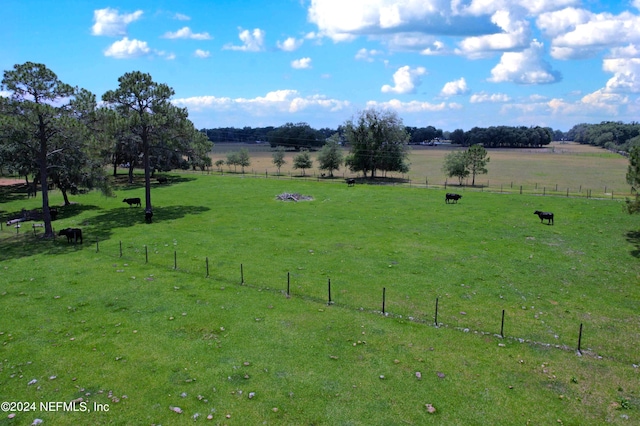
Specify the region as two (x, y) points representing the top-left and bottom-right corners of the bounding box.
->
(381, 66), (427, 94)
(104, 37), (151, 58)
(538, 7), (640, 60)
(172, 90), (350, 114)
(291, 57), (312, 69)
(277, 37), (304, 51)
(602, 57), (640, 93)
(223, 28), (265, 52)
(163, 27), (212, 40)
(92, 8), (143, 37)
(194, 49), (210, 58)
(440, 78), (469, 97)
(456, 10), (530, 58)
(470, 92), (511, 103)
(355, 48), (383, 62)
(488, 40), (561, 84)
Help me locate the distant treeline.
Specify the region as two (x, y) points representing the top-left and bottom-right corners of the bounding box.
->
(567, 121), (640, 152)
(199, 123), (573, 149)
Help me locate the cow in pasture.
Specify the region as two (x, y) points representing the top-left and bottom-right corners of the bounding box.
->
(145, 208), (153, 223)
(346, 178), (356, 187)
(445, 193), (462, 204)
(534, 210), (554, 225)
(157, 177), (168, 184)
(123, 197), (141, 207)
(59, 228), (83, 244)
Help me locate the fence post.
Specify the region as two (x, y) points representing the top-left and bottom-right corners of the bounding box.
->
(287, 272), (290, 297)
(577, 323), (583, 354)
(382, 287), (386, 314)
(500, 309), (505, 338)
(206, 257), (209, 278)
(145, 245), (148, 263)
(119, 241), (122, 257)
(327, 278), (332, 305)
(240, 263), (244, 285)
(520, 186), (523, 195)
(174, 251), (177, 269)
(434, 297), (439, 326)
(96, 237), (99, 253)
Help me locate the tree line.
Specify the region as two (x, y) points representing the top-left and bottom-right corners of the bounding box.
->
(567, 121), (640, 152)
(0, 62), (212, 237)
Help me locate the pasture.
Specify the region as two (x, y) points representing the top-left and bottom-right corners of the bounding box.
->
(0, 160), (639, 424)
(211, 142), (632, 196)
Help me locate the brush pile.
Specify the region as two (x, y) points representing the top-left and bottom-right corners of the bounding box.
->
(276, 193), (313, 202)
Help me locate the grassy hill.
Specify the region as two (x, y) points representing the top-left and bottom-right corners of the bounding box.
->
(0, 171), (638, 425)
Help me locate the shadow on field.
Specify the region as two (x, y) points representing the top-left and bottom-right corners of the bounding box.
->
(88, 205), (210, 240)
(113, 174), (196, 191)
(0, 205), (209, 261)
(625, 230), (640, 258)
(0, 183), (29, 203)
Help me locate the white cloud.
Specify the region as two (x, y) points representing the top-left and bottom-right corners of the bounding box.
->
(456, 10), (530, 58)
(104, 37), (151, 58)
(470, 92), (511, 103)
(223, 28), (265, 52)
(366, 99), (462, 113)
(0, 90), (11, 98)
(163, 27), (212, 40)
(488, 40), (561, 84)
(194, 49), (211, 58)
(277, 37), (304, 51)
(172, 90), (350, 114)
(440, 78), (469, 97)
(381, 65), (427, 94)
(91, 8), (143, 37)
(602, 57), (640, 93)
(355, 48), (383, 62)
(174, 13), (190, 21)
(538, 8), (640, 60)
(291, 57), (312, 69)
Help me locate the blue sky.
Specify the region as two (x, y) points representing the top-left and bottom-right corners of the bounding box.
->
(3, 0), (640, 132)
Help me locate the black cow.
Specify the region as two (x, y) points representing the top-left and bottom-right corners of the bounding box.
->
(446, 193), (462, 204)
(346, 178), (356, 187)
(534, 210), (554, 225)
(59, 228), (83, 244)
(157, 177), (168, 184)
(123, 197), (141, 207)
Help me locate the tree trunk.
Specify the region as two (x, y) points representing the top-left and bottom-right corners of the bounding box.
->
(38, 131), (53, 238)
(61, 189), (70, 206)
(143, 129), (153, 222)
(128, 164), (135, 184)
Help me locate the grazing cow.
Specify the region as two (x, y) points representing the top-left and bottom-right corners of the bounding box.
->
(123, 197), (141, 207)
(534, 210), (554, 225)
(59, 228), (83, 244)
(445, 193), (462, 204)
(157, 177), (168, 184)
(346, 178), (356, 187)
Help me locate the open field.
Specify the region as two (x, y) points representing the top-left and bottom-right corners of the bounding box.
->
(0, 169), (639, 424)
(211, 142), (631, 197)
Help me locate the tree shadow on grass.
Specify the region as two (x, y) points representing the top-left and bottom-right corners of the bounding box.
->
(0, 183), (30, 203)
(0, 204), (210, 261)
(625, 230), (640, 258)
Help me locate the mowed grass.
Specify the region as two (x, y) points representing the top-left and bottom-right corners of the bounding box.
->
(212, 141), (631, 195)
(1, 172), (639, 425)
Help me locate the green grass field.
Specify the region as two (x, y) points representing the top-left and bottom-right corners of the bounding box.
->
(0, 154), (639, 424)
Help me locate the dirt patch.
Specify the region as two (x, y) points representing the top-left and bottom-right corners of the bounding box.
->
(0, 178), (23, 186)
